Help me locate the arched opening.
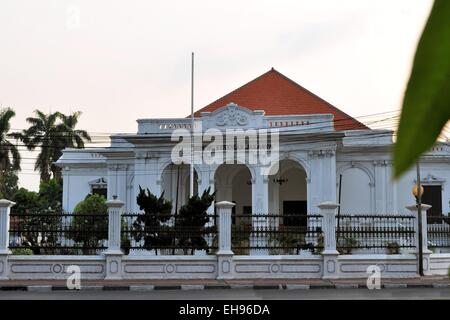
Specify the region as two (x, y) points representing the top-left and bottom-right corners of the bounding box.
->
(269, 159), (307, 223)
(161, 163), (198, 213)
(214, 164), (252, 223)
(339, 167), (371, 214)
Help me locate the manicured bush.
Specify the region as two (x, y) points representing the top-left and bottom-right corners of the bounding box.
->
(11, 248), (34, 255)
(68, 194), (108, 254)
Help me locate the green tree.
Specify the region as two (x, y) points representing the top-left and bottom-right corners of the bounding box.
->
(10, 188), (62, 254)
(394, 0), (450, 177)
(175, 187), (215, 255)
(0, 108), (20, 192)
(14, 110), (91, 182)
(69, 194), (108, 254)
(132, 186), (173, 255)
(38, 178), (62, 212)
(0, 166), (18, 199)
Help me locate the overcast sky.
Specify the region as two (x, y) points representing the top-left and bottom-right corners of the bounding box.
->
(0, 0), (434, 190)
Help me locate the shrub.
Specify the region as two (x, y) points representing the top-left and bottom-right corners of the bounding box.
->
(175, 187), (215, 255)
(68, 194), (108, 254)
(132, 186), (173, 255)
(11, 248), (34, 255)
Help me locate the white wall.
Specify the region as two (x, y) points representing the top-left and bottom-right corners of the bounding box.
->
(339, 167), (372, 214)
(63, 168), (107, 212)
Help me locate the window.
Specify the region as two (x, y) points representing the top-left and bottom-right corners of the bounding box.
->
(89, 177), (107, 199)
(422, 185), (442, 222)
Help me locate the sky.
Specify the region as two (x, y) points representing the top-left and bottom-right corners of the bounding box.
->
(0, 0), (435, 191)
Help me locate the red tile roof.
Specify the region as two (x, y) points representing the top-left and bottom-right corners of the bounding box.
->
(194, 68), (368, 131)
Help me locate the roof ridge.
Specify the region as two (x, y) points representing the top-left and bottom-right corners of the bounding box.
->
(268, 69), (368, 130)
(193, 68), (368, 130)
(194, 68), (276, 116)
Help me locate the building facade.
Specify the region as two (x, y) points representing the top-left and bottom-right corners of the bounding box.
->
(56, 69), (450, 217)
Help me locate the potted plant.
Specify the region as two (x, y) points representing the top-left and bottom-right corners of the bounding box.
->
(337, 236), (359, 254)
(386, 241), (400, 254)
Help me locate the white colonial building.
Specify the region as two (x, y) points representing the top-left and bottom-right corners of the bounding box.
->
(56, 69), (450, 218)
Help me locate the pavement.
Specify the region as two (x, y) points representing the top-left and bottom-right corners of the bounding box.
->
(0, 276), (449, 292)
(2, 287), (450, 300)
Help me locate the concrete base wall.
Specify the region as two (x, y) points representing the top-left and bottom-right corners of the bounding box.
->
(2, 253), (449, 280)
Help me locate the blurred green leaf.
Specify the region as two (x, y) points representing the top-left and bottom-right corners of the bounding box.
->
(394, 0), (450, 178)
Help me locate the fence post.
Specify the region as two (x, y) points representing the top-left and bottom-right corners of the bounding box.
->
(406, 204), (432, 276)
(318, 201), (340, 279)
(0, 199), (15, 280)
(104, 198), (124, 280)
(215, 201), (235, 280)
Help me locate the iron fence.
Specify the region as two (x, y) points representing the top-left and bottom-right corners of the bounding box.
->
(231, 214), (323, 255)
(336, 214), (416, 254)
(9, 212), (108, 255)
(427, 215), (450, 248)
(121, 213), (218, 255)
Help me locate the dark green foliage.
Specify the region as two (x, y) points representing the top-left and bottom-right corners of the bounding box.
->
(132, 186), (173, 255)
(0, 108), (21, 173)
(394, 0), (450, 177)
(12, 188), (41, 214)
(13, 110), (91, 182)
(175, 187), (215, 255)
(11, 248), (34, 255)
(38, 179), (63, 211)
(0, 167), (18, 200)
(69, 194), (108, 254)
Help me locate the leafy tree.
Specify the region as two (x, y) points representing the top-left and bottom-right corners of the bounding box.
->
(69, 194), (108, 254)
(0, 166), (18, 199)
(175, 187), (215, 255)
(14, 110), (91, 182)
(12, 188), (40, 214)
(10, 188), (61, 254)
(132, 186), (172, 255)
(0, 108), (20, 192)
(394, 0), (450, 177)
(38, 178), (62, 211)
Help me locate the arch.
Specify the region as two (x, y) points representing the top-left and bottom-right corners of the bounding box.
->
(214, 163), (253, 217)
(268, 159), (308, 216)
(337, 162), (375, 186)
(160, 163), (199, 213)
(337, 164), (373, 214)
(266, 154), (310, 178)
(158, 158), (202, 183)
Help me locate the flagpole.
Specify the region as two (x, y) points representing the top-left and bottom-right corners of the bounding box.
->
(190, 52), (194, 198)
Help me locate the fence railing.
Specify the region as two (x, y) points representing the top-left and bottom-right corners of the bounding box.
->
(336, 214), (416, 254)
(4, 204), (450, 257)
(427, 215), (450, 248)
(121, 213), (218, 255)
(8, 212), (108, 255)
(231, 214), (323, 255)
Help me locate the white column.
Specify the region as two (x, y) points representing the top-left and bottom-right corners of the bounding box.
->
(198, 166), (216, 214)
(406, 203), (433, 275)
(374, 160), (388, 213)
(62, 167), (70, 212)
(104, 198), (124, 280)
(252, 172), (269, 214)
(133, 152), (161, 211)
(318, 201), (340, 279)
(0, 199), (15, 280)
(216, 201), (234, 280)
(251, 172), (269, 255)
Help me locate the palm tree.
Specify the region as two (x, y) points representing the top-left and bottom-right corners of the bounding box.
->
(16, 110), (91, 182)
(59, 111), (91, 149)
(0, 108), (21, 191)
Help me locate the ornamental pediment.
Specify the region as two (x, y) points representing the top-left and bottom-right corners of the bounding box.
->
(200, 103), (265, 129)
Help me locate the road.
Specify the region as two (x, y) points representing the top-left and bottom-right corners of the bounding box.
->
(1, 288), (450, 300)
